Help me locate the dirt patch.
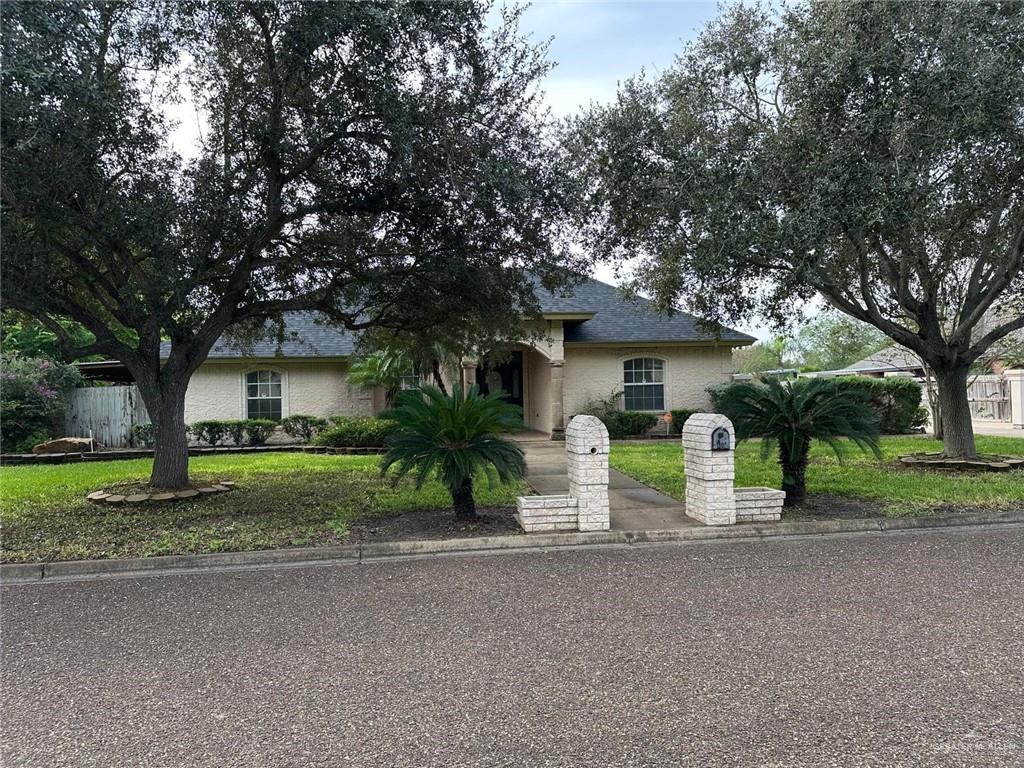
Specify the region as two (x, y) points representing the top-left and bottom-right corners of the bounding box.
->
(782, 494), (886, 521)
(349, 506), (521, 542)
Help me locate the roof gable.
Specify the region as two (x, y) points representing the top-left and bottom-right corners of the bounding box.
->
(534, 276), (754, 345)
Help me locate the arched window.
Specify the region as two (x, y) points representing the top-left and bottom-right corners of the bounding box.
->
(245, 370), (282, 421)
(623, 357), (665, 411)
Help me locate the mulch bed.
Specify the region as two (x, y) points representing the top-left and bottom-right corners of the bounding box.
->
(349, 507), (521, 542)
(782, 494), (885, 520)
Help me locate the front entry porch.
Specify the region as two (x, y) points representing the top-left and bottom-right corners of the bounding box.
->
(462, 344), (564, 437)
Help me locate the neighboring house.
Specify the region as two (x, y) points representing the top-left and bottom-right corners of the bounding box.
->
(809, 345), (926, 378)
(77, 276), (754, 437)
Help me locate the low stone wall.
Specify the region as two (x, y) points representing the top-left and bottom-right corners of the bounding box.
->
(516, 414), (610, 533)
(734, 487), (786, 522)
(515, 495), (579, 533)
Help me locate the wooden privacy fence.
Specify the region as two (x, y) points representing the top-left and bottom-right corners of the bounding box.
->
(65, 386), (150, 448)
(967, 374), (1010, 422)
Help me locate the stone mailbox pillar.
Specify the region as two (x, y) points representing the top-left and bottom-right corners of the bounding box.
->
(566, 414), (610, 531)
(681, 413), (736, 526)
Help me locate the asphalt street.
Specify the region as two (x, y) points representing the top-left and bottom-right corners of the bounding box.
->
(2, 526), (1023, 767)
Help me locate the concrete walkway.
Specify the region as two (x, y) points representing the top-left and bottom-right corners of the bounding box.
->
(518, 440), (695, 532)
(971, 420), (1024, 437)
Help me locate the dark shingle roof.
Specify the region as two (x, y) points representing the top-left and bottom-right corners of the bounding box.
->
(165, 277), (753, 359)
(534, 277), (754, 345)
(160, 312), (357, 359)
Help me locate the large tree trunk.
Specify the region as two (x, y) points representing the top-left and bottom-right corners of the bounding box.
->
(431, 359), (448, 395)
(451, 476), (477, 519)
(778, 440), (810, 507)
(934, 366), (977, 459)
(137, 378), (191, 489)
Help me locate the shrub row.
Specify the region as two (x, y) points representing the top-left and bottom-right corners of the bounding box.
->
(708, 375), (927, 434)
(669, 409), (697, 434)
(133, 419), (277, 448)
(131, 413), (382, 448)
(575, 390), (660, 438)
(831, 376), (928, 434)
(313, 416), (392, 448)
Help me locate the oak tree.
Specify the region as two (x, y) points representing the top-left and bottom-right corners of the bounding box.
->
(570, 1), (1023, 458)
(2, 1), (572, 485)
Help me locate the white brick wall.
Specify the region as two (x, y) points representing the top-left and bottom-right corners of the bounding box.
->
(563, 345), (735, 418)
(566, 414), (611, 531)
(516, 415), (611, 533)
(515, 495), (579, 532)
(183, 360), (374, 423)
(681, 413), (736, 525)
(734, 487), (786, 522)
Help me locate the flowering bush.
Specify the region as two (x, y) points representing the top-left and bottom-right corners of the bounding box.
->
(0, 353), (83, 452)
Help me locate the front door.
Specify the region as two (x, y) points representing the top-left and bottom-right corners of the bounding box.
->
(476, 351), (524, 408)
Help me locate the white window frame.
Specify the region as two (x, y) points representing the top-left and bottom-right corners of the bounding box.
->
(621, 356), (668, 412)
(241, 368), (288, 421)
(398, 367), (422, 391)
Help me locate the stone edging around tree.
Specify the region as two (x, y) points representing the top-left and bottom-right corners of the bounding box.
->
(899, 453), (1024, 472)
(0, 444), (386, 466)
(86, 482), (237, 505)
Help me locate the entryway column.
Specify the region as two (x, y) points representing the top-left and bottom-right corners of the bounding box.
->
(1007, 370), (1024, 428)
(550, 359), (565, 436)
(460, 357), (478, 393)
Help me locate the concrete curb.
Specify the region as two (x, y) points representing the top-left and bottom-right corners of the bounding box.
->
(3, 509), (1023, 585)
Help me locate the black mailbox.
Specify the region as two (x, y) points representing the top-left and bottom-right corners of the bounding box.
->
(711, 426), (730, 451)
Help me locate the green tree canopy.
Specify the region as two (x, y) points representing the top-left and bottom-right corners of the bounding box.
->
(789, 314), (888, 372)
(569, 1), (1024, 459)
(733, 337), (790, 374)
(2, 1), (574, 486)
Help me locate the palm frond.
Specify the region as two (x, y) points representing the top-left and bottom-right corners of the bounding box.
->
(380, 384), (527, 507)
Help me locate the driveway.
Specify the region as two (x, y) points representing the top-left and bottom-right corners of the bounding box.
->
(519, 439), (693, 531)
(3, 526), (1023, 767)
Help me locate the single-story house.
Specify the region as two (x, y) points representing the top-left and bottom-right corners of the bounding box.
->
(803, 346), (925, 379)
(79, 276), (754, 437)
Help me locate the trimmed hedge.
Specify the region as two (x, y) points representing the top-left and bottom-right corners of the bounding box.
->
(832, 376), (927, 434)
(188, 418), (279, 447)
(314, 416), (392, 448)
(603, 410), (659, 438)
(281, 414), (327, 442)
(709, 376), (927, 435)
(132, 423), (157, 447)
(575, 391), (660, 438)
(190, 420), (228, 447)
(243, 419), (276, 445)
(669, 409), (697, 434)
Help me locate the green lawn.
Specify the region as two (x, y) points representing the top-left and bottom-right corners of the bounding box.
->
(611, 435), (1024, 514)
(0, 453), (523, 563)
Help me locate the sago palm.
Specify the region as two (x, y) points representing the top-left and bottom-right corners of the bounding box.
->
(348, 350), (413, 407)
(714, 377), (881, 505)
(380, 384), (526, 519)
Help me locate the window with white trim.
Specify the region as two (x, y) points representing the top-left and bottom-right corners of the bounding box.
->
(245, 370), (282, 421)
(623, 357), (665, 411)
(398, 367), (422, 391)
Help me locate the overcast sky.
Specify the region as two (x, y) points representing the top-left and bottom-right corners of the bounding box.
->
(509, 1), (717, 117)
